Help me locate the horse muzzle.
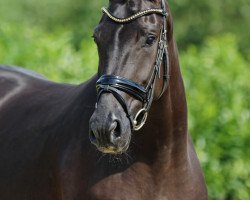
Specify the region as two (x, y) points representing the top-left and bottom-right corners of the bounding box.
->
(89, 95), (131, 154)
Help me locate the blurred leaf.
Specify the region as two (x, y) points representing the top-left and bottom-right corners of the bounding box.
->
(180, 34), (250, 200)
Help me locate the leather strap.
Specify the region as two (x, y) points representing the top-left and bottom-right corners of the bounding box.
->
(97, 75), (148, 103)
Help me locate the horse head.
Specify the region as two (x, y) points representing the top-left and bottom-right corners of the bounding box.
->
(89, 0), (172, 154)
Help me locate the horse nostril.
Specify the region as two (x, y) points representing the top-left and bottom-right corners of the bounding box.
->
(110, 120), (121, 141)
(114, 121), (121, 138)
(89, 129), (97, 144)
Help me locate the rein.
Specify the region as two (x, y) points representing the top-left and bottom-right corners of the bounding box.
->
(96, 0), (170, 131)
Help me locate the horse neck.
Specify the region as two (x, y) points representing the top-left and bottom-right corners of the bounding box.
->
(134, 37), (188, 166)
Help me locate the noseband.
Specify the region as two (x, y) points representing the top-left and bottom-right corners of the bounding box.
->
(96, 0), (170, 131)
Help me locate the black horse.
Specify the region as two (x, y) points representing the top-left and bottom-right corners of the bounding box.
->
(0, 0), (207, 199)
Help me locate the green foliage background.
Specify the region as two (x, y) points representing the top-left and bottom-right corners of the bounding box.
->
(0, 0), (249, 199)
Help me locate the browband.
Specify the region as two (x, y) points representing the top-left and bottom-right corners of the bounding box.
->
(101, 7), (168, 23)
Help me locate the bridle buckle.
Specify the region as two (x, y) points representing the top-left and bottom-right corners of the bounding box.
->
(133, 109), (148, 131)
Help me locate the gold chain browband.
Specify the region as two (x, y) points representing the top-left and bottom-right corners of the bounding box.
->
(101, 7), (167, 23)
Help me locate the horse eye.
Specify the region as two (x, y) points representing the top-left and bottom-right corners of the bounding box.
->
(145, 35), (157, 46)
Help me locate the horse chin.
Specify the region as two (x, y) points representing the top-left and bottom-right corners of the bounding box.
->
(97, 137), (131, 155)
(97, 147), (125, 155)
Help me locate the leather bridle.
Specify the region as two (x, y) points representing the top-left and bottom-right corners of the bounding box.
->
(96, 0), (170, 131)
